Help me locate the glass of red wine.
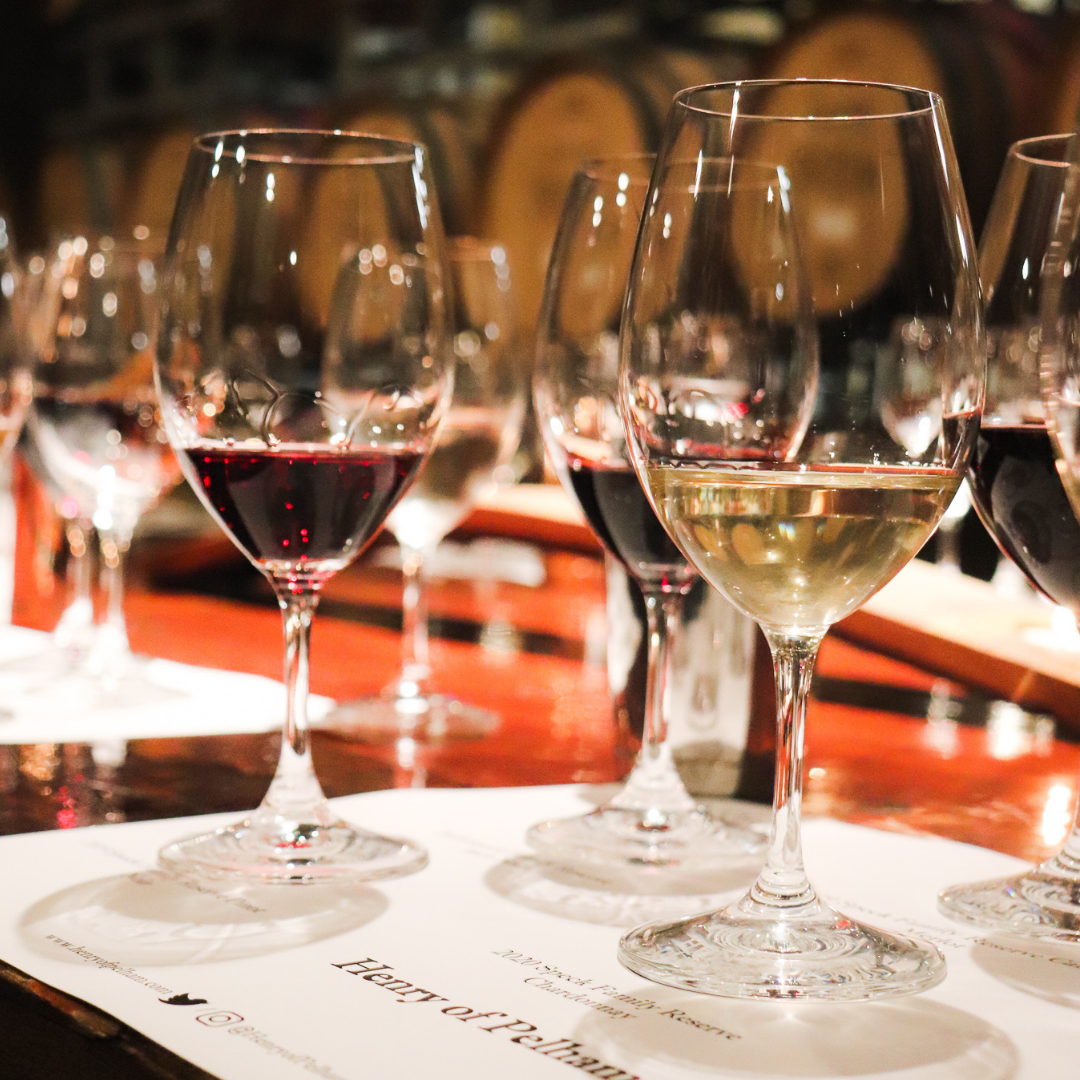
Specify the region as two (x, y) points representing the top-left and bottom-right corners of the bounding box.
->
(153, 131), (451, 883)
(941, 133), (1080, 937)
(530, 155), (766, 869)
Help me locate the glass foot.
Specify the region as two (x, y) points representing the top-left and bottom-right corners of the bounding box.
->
(619, 893), (946, 1001)
(324, 693), (498, 743)
(158, 810), (428, 884)
(527, 804), (766, 870)
(938, 860), (1080, 941)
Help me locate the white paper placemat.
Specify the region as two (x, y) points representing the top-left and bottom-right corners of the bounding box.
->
(0, 625), (332, 743)
(0, 784), (1073, 1079)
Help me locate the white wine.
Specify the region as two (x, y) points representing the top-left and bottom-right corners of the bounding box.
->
(650, 464), (960, 631)
(387, 407), (509, 551)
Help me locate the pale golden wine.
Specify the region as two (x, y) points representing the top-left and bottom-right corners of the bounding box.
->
(650, 465), (960, 632)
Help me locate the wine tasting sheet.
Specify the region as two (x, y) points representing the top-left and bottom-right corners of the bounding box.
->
(0, 625), (331, 743)
(0, 784), (1073, 1079)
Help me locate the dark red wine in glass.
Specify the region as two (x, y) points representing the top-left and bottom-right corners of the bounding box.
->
(154, 130), (450, 884)
(528, 154), (765, 871)
(967, 423), (1080, 611)
(185, 445), (421, 585)
(566, 457), (693, 592)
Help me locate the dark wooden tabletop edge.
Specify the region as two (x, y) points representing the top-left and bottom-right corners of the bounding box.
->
(0, 958), (220, 1080)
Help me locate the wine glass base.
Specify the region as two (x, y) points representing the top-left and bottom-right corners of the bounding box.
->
(938, 864), (1080, 941)
(619, 897), (946, 1002)
(527, 805), (766, 871)
(158, 815), (428, 885)
(0, 644), (183, 713)
(324, 694), (498, 743)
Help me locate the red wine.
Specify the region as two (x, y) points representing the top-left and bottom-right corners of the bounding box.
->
(567, 458), (693, 590)
(184, 445), (422, 585)
(968, 423), (1080, 610)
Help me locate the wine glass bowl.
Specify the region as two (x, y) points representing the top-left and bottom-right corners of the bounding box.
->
(154, 130), (450, 882)
(940, 133), (1080, 939)
(385, 237), (524, 553)
(619, 81), (983, 1000)
(0, 228), (32, 466)
(531, 155), (766, 869)
(25, 235), (179, 673)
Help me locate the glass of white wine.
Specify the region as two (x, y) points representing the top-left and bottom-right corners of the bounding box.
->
(325, 237), (526, 742)
(619, 81), (984, 1000)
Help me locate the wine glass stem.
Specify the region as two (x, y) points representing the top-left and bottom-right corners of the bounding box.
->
(54, 518), (95, 649)
(398, 544), (433, 688)
(610, 588), (696, 814)
(98, 530), (131, 655)
(937, 521), (961, 570)
(750, 629), (824, 910)
(263, 588), (327, 820)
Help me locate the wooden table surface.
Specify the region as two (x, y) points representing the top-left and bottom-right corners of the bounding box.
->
(2, 465), (1079, 1079)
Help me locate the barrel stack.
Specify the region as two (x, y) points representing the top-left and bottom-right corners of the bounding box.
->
(19, 2), (1080, 321)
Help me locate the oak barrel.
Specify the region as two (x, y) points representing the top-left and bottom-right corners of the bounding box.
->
(479, 50), (749, 326)
(38, 141), (127, 238)
(763, 7), (1053, 234)
(337, 105), (479, 238)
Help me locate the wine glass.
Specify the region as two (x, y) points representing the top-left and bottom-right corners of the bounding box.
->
(0, 226), (33, 620)
(326, 237), (526, 741)
(943, 133), (1080, 938)
(620, 81), (982, 1000)
(26, 236), (179, 677)
(530, 155), (765, 869)
(0, 223), (32, 467)
(153, 130), (450, 882)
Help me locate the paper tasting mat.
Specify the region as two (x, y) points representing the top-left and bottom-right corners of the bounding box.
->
(0, 784), (1073, 1079)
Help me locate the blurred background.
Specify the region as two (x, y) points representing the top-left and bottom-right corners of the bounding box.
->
(4, 0), (1080, 280)
(6, 0), (1080, 578)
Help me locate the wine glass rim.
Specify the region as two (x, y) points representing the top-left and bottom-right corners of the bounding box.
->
(192, 128), (420, 165)
(447, 235), (509, 263)
(673, 79), (938, 121)
(1011, 133), (1073, 168)
(44, 233), (164, 274)
(579, 154), (656, 186)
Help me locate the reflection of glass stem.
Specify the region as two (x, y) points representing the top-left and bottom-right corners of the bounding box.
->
(395, 544), (435, 700)
(393, 735), (428, 789)
(53, 518), (95, 652)
(610, 589), (697, 817)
